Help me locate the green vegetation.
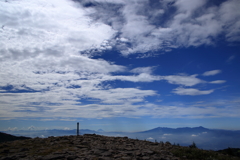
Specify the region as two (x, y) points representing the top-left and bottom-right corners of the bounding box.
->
(217, 147), (240, 158)
(172, 144), (240, 160)
(189, 141), (197, 149)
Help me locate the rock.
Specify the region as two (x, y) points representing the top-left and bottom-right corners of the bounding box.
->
(142, 149), (154, 155)
(67, 155), (79, 160)
(99, 157), (112, 160)
(122, 151), (134, 156)
(19, 148), (29, 152)
(1, 149), (9, 153)
(37, 154), (65, 160)
(0, 134), (181, 160)
(102, 151), (112, 157)
(0, 156), (15, 160)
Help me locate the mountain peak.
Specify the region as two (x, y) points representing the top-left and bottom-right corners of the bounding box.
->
(194, 126), (209, 130)
(197, 126), (204, 128)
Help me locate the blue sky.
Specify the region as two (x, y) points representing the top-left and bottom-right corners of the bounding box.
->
(0, 0), (240, 132)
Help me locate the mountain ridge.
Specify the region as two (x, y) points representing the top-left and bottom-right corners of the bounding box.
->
(0, 132), (31, 143)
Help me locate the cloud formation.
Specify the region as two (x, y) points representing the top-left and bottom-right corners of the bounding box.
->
(209, 80), (226, 84)
(0, 0), (231, 121)
(173, 87), (214, 96)
(162, 75), (204, 86)
(79, 0), (240, 55)
(1, 0), (240, 57)
(130, 67), (154, 74)
(202, 70), (222, 76)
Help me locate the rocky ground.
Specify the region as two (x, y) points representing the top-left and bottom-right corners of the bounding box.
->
(0, 134), (239, 160)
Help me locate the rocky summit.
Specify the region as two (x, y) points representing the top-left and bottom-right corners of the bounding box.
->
(0, 134), (239, 160)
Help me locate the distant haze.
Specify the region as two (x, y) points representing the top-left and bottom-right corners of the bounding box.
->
(3, 126), (240, 150)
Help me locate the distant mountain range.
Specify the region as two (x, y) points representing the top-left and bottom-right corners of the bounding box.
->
(140, 126), (210, 134)
(2, 126), (240, 150)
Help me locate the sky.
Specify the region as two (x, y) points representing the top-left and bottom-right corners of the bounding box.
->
(0, 0), (240, 132)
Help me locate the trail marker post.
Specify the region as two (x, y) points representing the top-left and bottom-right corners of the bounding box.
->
(77, 122), (79, 136)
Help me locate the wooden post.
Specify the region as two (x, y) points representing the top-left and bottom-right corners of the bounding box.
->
(77, 122), (79, 136)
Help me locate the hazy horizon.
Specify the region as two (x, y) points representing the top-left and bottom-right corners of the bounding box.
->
(2, 124), (240, 133)
(3, 125), (240, 150)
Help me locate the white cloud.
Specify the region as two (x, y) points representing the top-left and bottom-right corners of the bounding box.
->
(0, 0), (156, 121)
(82, 0), (240, 55)
(0, 0), (116, 61)
(174, 0), (207, 13)
(0, 0), (233, 121)
(0, 0), (126, 92)
(209, 80), (226, 84)
(84, 88), (157, 104)
(28, 125), (36, 130)
(219, 0), (240, 42)
(227, 55), (236, 63)
(0, 68), (226, 120)
(130, 67), (154, 74)
(163, 134), (172, 136)
(7, 127), (18, 131)
(1, 92), (240, 120)
(162, 74), (204, 86)
(191, 134), (198, 137)
(202, 70), (222, 76)
(151, 98), (240, 118)
(111, 73), (161, 82)
(173, 87), (214, 96)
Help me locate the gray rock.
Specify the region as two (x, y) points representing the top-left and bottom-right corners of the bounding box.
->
(102, 151), (112, 157)
(37, 154), (65, 160)
(0, 156), (15, 160)
(67, 155), (79, 160)
(0, 134), (182, 160)
(121, 157), (132, 160)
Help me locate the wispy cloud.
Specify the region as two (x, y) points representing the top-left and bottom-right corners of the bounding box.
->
(130, 67), (154, 74)
(163, 134), (172, 136)
(202, 70), (222, 76)
(7, 127), (18, 131)
(0, 68), (227, 120)
(209, 80), (226, 84)
(0, 0), (235, 122)
(77, 0), (240, 55)
(1, 92), (240, 120)
(2, 0), (240, 58)
(162, 74), (204, 86)
(172, 87), (214, 96)
(191, 134), (198, 137)
(226, 55), (236, 63)
(28, 125), (36, 130)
